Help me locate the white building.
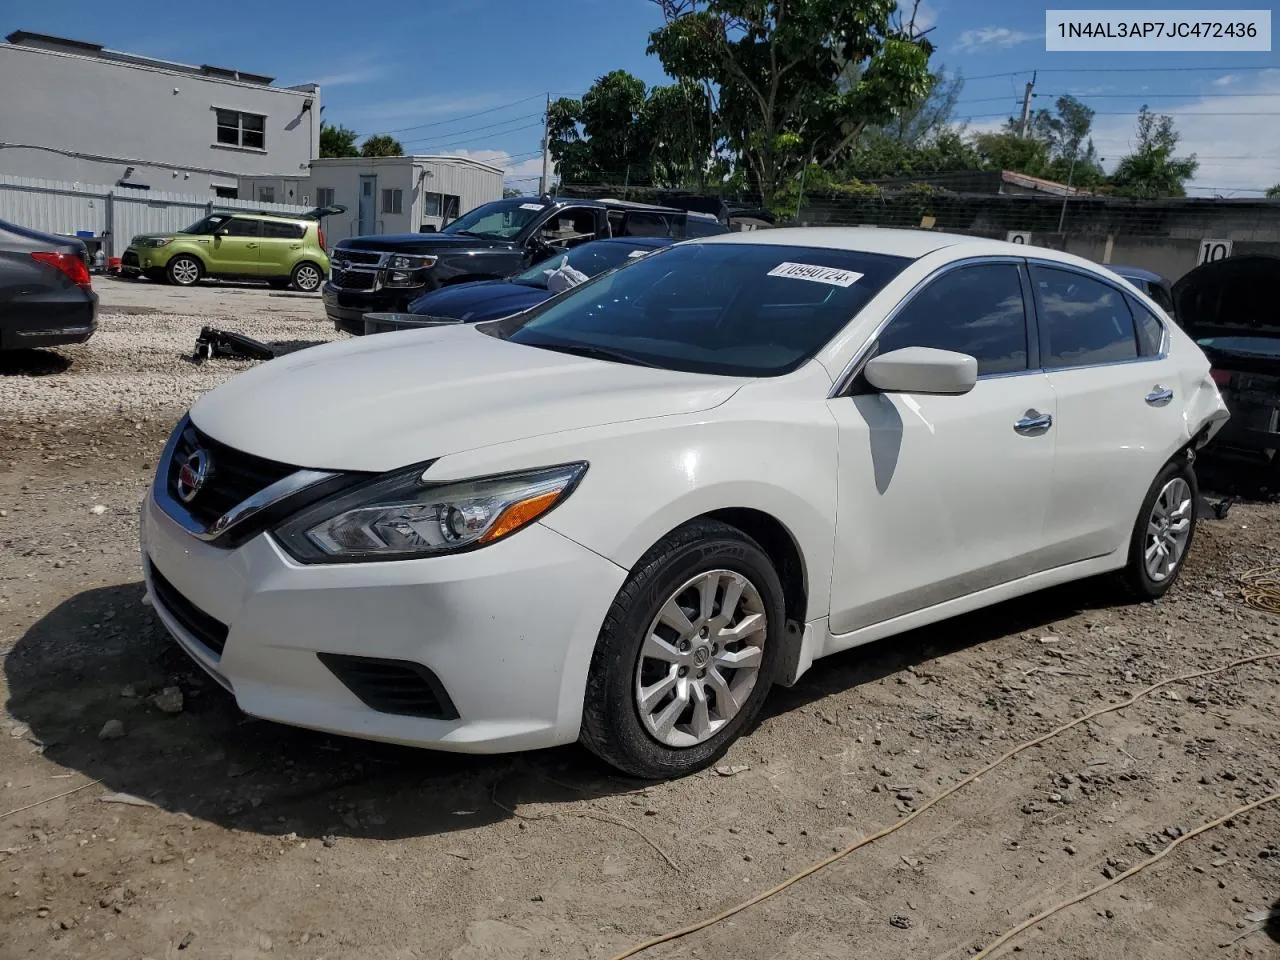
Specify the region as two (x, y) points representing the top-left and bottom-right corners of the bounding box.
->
(242, 155), (505, 246)
(0, 30), (319, 198)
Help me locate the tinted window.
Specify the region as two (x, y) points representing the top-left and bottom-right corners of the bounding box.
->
(514, 241), (660, 288)
(262, 221), (305, 240)
(1145, 282), (1175, 315)
(1032, 265), (1137, 368)
(492, 243), (910, 377)
(220, 218), (260, 238)
(618, 211), (675, 237)
(876, 263), (1028, 376)
(1128, 296), (1166, 356)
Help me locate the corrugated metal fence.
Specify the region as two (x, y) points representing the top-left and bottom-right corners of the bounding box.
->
(0, 175), (311, 258)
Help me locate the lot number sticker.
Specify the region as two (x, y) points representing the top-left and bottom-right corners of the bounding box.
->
(766, 262), (864, 287)
(1198, 239), (1233, 265)
(520, 203), (545, 211)
(1006, 231), (1032, 244)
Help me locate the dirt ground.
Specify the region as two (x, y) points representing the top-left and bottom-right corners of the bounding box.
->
(1, 282), (1278, 960)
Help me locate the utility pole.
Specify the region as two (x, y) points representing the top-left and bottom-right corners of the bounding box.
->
(1057, 149), (1077, 234)
(539, 93), (551, 197)
(1018, 71), (1037, 137)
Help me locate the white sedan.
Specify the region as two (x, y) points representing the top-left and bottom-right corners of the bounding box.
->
(140, 228), (1228, 778)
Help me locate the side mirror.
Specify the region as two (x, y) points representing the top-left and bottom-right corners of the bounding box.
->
(864, 347), (978, 395)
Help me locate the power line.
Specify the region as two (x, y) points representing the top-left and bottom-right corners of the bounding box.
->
(408, 120), (545, 152)
(371, 94), (546, 137)
(400, 113), (543, 146)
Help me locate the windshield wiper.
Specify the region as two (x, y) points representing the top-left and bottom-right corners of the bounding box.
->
(530, 340), (658, 368)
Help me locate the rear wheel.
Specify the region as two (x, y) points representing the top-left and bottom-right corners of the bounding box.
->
(1122, 457), (1198, 599)
(166, 255), (202, 287)
(580, 520), (784, 778)
(290, 261), (323, 292)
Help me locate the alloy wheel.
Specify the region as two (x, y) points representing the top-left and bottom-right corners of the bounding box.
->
(170, 259), (200, 285)
(633, 569), (767, 748)
(1144, 477), (1193, 582)
(294, 264), (321, 291)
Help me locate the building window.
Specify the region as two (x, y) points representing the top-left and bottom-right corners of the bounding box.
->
(442, 194), (460, 222)
(215, 109), (267, 149)
(214, 186), (238, 200)
(382, 188), (403, 215)
(258, 185), (275, 203)
(423, 191), (442, 217)
(315, 187), (335, 208)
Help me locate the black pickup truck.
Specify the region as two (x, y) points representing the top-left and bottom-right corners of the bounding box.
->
(322, 195), (726, 334)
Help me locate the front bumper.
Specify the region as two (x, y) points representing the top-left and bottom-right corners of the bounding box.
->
(322, 283), (421, 335)
(139, 490), (627, 753)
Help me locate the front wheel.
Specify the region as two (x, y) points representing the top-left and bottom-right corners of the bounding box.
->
(1122, 457), (1198, 599)
(580, 519), (785, 778)
(166, 255), (202, 287)
(290, 261), (323, 293)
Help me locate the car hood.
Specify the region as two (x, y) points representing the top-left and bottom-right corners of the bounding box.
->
(189, 325), (745, 472)
(337, 233), (518, 254)
(407, 281), (550, 322)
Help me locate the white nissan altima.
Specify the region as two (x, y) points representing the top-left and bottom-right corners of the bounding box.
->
(140, 228), (1228, 778)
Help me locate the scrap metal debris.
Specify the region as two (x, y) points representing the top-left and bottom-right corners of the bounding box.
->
(191, 327), (276, 363)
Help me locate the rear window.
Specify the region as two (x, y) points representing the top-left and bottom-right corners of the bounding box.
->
(491, 243), (911, 377)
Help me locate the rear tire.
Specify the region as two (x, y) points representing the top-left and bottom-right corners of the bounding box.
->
(1122, 457), (1198, 600)
(166, 255), (202, 287)
(580, 519), (785, 779)
(290, 261), (323, 292)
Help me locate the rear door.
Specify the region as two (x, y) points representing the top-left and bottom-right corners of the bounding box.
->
(211, 217), (261, 275)
(257, 219), (306, 276)
(1032, 262), (1184, 563)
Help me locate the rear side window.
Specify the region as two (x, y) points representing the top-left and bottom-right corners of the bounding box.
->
(1145, 282), (1175, 315)
(221, 218), (261, 238)
(1128, 296), (1166, 356)
(1031, 265), (1137, 368)
(262, 221), (305, 239)
(618, 212), (673, 237)
(876, 263), (1028, 376)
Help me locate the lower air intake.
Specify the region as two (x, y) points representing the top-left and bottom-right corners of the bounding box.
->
(317, 653), (459, 720)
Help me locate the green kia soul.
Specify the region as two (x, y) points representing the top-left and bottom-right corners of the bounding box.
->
(122, 209), (336, 292)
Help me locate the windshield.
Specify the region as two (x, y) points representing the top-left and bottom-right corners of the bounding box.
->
(513, 241), (661, 288)
(180, 214), (231, 235)
(489, 243), (911, 377)
(441, 199), (546, 240)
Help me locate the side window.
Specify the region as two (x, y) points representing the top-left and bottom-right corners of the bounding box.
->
(619, 211), (673, 238)
(1127, 295), (1166, 357)
(875, 263), (1029, 376)
(1031, 265), (1137, 368)
(1146, 282), (1175, 316)
(538, 208), (599, 249)
(262, 221), (305, 240)
(220, 218), (261, 238)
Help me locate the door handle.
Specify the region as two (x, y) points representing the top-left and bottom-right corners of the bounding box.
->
(1146, 386), (1174, 405)
(1014, 411), (1053, 434)
(245, 243), (258, 249)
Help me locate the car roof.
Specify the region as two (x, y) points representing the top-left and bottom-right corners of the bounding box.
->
(691, 227), (1113, 270)
(520, 195), (687, 216)
(214, 211), (309, 224)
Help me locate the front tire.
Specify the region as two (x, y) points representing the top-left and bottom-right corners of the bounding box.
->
(166, 255), (202, 287)
(290, 261), (323, 292)
(1122, 457), (1198, 599)
(580, 519), (785, 778)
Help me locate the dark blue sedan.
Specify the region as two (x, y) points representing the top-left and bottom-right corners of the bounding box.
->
(404, 236), (673, 322)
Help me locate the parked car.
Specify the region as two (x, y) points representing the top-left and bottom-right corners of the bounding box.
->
(357, 236), (674, 333)
(141, 228), (1227, 778)
(323, 195), (727, 335)
(121, 205), (342, 292)
(1110, 264), (1176, 320)
(0, 218), (97, 351)
(1171, 254), (1280, 482)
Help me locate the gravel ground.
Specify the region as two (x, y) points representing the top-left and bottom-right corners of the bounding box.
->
(1, 279), (1278, 959)
(0, 277), (340, 422)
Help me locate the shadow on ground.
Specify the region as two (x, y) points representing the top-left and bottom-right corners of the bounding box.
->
(0, 349), (73, 377)
(1268, 898), (1280, 943)
(6, 574), (1117, 843)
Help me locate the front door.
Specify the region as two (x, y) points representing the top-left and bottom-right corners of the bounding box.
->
(210, 216), (261, 275)
(1029, 262), (1187, 564)
(358, 175), (377, 235)
(826, 260), (1058, 640)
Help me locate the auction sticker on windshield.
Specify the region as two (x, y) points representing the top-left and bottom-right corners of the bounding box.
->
(520, 203), (545, 211)
(766, 262), (864, 287)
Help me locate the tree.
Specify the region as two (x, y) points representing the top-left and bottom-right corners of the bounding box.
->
(579, 70), (651, 179)
(1267, 184), (1280, 199)
(359, 134), (404, 157)
(1110, 107), (1198, 199)
(319, 122), (359, 158)
(843, 127), (980, 180)
(644, 80), (718, 187)
(1029, 95), (1104, 189)
(879, 68), (963, 145)
(973, 131), (1051, 177)
(647, 0), (933, 209)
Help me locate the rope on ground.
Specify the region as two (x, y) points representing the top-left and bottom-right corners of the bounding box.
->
(606, 649), (1280, 960)
(0, 778), (102, 821)
(1240, 566), (1280, 614)
(971, 791), (1280, 959)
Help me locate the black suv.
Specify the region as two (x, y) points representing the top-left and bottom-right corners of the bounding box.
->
(322, 196), (726, 334)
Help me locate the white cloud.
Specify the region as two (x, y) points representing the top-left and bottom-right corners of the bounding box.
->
(1212, 74), (1239, 87)
(954, 26), (1039, 51)
(443, 149), (555, 190)
(351, 94), (509, 123)
(311, 65), (386, 88)
(1087, 72), (1280, 197)
(898, 0), (937, 32)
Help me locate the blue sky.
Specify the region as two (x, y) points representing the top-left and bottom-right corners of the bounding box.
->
(15, 0), (1280, 194)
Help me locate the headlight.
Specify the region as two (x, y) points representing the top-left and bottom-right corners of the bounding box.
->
(274, 461), (587, 563)
(387, 254), (436, 271)
(141, 238), (172, 248)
